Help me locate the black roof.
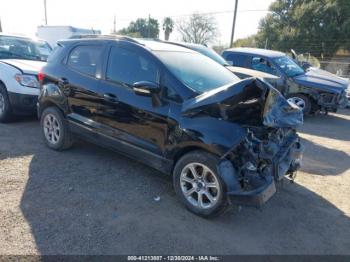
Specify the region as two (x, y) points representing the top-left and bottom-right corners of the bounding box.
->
(58, 36), (195, 53)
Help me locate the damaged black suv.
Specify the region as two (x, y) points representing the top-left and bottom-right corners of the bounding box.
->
(38, 37), (304, 217)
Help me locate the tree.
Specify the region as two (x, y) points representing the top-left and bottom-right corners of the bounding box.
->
(233, 35), (258, 48)
(256, 0), (350, 58)
(177, 13), (219, 45)
(118, 17), (159, 38)
(163, 17), (174, 41)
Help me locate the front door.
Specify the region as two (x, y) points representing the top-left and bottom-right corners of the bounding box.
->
(96, 43), (170, 156)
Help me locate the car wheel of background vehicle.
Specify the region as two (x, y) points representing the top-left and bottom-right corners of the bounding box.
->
(173, 151), (228, 218)
(40, 107), (74, 150)
(0, 84), (13, 123)
(287, 94), (311, 115)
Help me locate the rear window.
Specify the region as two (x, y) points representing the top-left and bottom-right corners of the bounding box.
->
(67, 45), (103, 77)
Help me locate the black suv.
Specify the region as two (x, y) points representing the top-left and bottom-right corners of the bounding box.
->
(38, 37), (304, 217)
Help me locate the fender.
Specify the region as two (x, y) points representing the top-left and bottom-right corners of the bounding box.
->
(287, 80), (321, 99)
(173, 116), (247, 157)
(38, 83), (69, 117)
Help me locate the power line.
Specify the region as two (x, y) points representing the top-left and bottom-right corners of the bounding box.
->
(107, 9), (269, 22)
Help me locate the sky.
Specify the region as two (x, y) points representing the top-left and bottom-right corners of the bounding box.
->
(0, 0), (274, 45)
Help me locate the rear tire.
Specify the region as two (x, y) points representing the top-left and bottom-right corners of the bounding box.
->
(173, 151), (228, 218)
(287, 94), (312, 115)
(0, 84), (13, 123)
(40, 107), (74, 150)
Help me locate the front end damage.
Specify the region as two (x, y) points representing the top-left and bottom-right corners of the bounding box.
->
(183, 78), (304, 207)
(317, 91), (348, 112)
(220, 126), (303, 206)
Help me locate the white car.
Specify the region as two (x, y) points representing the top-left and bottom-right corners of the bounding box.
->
(0, 34), (48, 122)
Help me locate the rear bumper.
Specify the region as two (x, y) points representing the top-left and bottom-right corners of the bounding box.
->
(8, 91), (38, 115)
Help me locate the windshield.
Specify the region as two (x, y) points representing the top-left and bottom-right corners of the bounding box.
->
(0, 36), (49, 61)
(155, 51), (240, 93)
(191, 45), (229, 66)
(273, 56), (304, 77)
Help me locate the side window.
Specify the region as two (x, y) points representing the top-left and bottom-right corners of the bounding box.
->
(226, 53), (247, 67)
(251, 56), (279, 76)
(106, 46), (158, 86)
(161, 73), (181, 102)
(67, 45), (102, 77)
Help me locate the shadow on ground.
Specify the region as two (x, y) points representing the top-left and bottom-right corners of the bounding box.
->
(0, 116), (349, 255)
(300, 138), (350, 176)
(300, 110), (350, 141)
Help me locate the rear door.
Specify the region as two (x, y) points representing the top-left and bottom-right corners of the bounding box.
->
(59, 43), (107, 131)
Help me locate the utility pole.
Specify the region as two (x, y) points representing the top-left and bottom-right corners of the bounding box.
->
(148, 14), (151, 38)
(113, 14), (116, 34)
(230, 0), (239, 47)
(44, 0), (48, 25)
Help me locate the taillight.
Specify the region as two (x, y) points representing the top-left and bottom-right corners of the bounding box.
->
(38, 70), (45, 82)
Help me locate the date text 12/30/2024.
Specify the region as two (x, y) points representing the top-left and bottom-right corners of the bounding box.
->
(127, 256), (221, 261)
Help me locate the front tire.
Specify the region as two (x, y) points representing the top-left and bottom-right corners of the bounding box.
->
(0, 84), (13, 123)
(173, 151), (228, 218)
(40, 107), (74, 150)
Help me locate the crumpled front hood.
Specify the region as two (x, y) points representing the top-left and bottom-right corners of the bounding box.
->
(0, 59), (46, 74)
(182, 78), (303, 128)
(293, 70), (348, 94)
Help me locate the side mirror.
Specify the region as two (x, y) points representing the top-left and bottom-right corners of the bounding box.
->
(132, 81), (160, 96)
(301, 61), (311, 70)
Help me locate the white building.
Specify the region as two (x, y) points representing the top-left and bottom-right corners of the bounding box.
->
(37, 25), (101, 47)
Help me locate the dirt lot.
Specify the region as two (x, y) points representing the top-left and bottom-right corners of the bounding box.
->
(0, 110), (349, 255)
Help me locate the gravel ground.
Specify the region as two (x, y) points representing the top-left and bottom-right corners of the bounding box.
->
(0, 110), (349, 255)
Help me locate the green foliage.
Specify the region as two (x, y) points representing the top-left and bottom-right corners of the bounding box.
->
(163, 17), (174, 40)
(256, 0), (350, 57)
(118, 17), (160, 38)
(233, 35), (258, 48)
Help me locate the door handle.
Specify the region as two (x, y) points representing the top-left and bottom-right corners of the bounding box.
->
(103, 93), (119, 103)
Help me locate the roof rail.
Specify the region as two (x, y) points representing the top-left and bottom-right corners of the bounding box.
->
(68, 34), (140, 44)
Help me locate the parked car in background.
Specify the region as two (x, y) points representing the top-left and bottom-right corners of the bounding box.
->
(0, 34), (48, 122)
(165, 42), (282, 90)
(222, 48), (348, 115)
(38, 37), (303, 217)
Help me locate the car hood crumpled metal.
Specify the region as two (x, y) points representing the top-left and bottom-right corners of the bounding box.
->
(182, 78), (303, 128)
